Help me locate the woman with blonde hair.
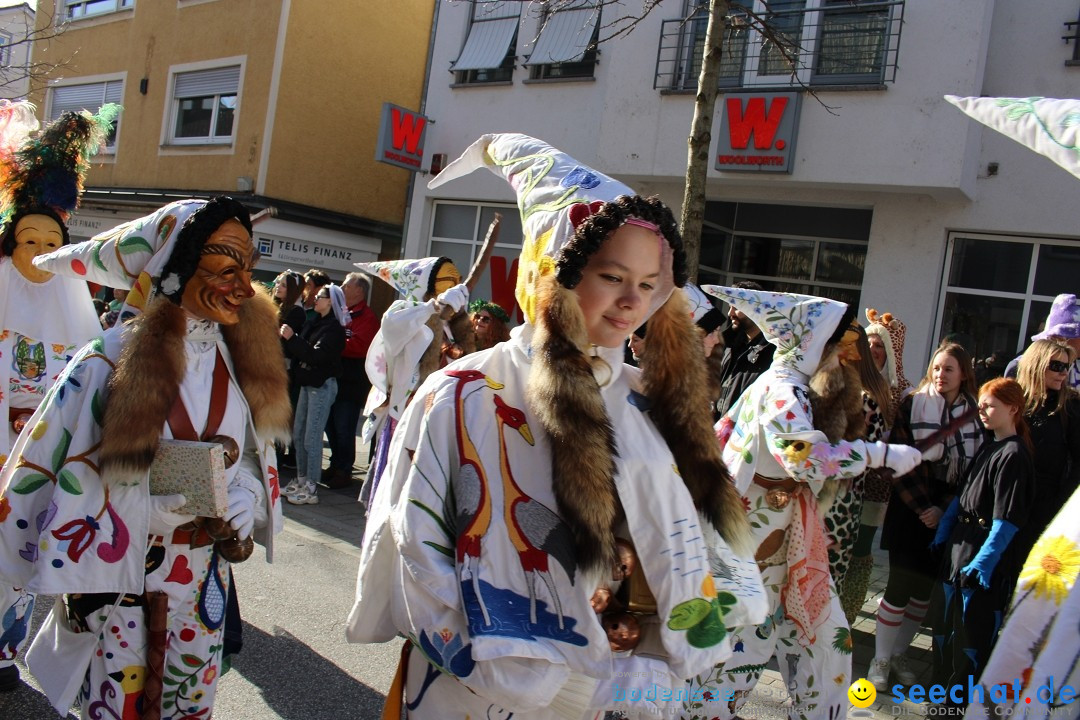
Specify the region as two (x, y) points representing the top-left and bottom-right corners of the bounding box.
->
(1012, 338), (1080, 558)
(869, 341), (983, 690)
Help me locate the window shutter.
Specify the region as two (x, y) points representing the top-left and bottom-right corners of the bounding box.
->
(525, 2), (598, 65)
(173, 65), (241, 98)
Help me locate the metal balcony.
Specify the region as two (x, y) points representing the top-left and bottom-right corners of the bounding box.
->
(655, 1), (905, 91)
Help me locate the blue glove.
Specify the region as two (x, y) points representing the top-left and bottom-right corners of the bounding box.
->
(931, 497), (961, 549)
(961, 519), (1019, 590)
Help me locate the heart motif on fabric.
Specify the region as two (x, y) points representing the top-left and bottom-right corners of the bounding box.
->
(165, 555), (194, 585)
(567, 201), (605, 229)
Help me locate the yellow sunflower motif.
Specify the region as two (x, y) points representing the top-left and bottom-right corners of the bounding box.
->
(1019, 535), (1080, 605)
(781, 440), (812, 466)
(516, 226), (556, 325)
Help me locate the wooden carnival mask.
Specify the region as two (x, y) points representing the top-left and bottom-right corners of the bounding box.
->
(12, 213), (63, 283)
(180, 219), (257, 325)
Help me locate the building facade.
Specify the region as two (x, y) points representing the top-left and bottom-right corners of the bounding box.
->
(0, 2), (34, 100)
(404, 0), (1080, 373)
(29, 0), (436, 283)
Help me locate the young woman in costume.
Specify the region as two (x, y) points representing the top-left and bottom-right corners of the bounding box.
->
(929, 377), (1033, 695)
(280, 283), (348, 504)
(469, 298), (512, 350)
(347, 134), (762, 720)
(869, 342), (983, 690)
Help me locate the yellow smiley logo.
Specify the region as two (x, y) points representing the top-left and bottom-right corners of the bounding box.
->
(848, 678), (876, 708)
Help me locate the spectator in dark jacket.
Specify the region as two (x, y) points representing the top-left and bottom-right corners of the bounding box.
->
(279, 283), (348, 504)
(715, 280), (775, 419)
(324, 272), (380, 488)
(301, 268), (331, 323)
(273, 270), (307, 468)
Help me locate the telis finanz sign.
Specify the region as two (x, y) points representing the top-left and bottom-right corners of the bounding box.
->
(716, 92), (802, 174)
(375, 102), (429, 171)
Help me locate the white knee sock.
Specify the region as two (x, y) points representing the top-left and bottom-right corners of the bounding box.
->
(874, 599), (905, 658)
(892, 596), (929, 654)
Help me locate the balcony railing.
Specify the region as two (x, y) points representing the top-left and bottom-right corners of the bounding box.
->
(655, 1), (904, 91)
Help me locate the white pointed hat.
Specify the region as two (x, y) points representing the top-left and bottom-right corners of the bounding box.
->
(33, 197), (252, 318)
(683, 283), (725, 333)
(427, 133), (675, 324)
(703, 284), (852, 375)
(354, 256), (453, 305)
(945, 95), (1080, 180)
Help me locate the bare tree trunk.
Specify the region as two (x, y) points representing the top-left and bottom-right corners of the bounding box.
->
(680, 0), (729, 282)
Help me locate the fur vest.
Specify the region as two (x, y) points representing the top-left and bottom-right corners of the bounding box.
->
(99, 287), (292, 483)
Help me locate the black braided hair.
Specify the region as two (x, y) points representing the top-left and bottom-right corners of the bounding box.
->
(555, 195), (688, 289)
(0, 205), (71, 257)
(157, 196), (253, 303)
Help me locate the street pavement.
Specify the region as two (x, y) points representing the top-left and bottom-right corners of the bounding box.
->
(0, 440), (943, 719)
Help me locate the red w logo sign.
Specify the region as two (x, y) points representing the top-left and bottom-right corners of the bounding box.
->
(726, 96), (789, 150)
(391, 108), (426, 156)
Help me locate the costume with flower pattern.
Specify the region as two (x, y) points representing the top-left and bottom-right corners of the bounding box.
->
(695, 285), (911, 720)
(0, 101), (117, 691)
(347, 134), (762, 720)
(0, 199), (289, 718)
(356, 255), (470, 509)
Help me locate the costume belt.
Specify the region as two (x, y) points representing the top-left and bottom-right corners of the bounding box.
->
(752, 474), (797, 510)
(958, 510), (989, 528)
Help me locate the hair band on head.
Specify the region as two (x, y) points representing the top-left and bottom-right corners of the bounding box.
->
(623, 217), (662, 236)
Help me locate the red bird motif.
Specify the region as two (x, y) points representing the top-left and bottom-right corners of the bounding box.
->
(445, 369), (503, 628)
(493, 394), (577, 629)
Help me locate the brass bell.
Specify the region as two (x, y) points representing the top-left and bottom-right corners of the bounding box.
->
(216, 535), (254, 563)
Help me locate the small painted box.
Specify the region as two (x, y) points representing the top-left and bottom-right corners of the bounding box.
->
(149, 439), (228, 518)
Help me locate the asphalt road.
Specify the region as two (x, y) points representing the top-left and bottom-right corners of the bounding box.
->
(0, 523), (402, 720)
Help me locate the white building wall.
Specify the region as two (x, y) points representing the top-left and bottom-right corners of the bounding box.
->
(408, 0), (1080, 372)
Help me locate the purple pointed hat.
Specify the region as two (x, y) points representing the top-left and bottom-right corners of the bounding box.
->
(1032, 294), (1080, 341)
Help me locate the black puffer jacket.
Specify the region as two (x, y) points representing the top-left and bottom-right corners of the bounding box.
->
(286, 313), (345, 388)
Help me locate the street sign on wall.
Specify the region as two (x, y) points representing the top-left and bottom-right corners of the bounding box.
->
(716, 92), (802, 174)
(375, 102), (429, 171)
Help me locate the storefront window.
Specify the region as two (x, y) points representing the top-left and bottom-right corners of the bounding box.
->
(429, 201), (524, 322)
(937, 232), (1080, 366)
(698, 200), (870, 305)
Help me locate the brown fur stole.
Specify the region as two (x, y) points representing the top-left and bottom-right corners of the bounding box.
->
(527, 276), (752, 574)
(99, 287), (291, 484)
(640, 289), (752, 557)
(808, 348), (865, 515)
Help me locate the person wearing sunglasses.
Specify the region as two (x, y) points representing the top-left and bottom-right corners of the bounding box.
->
(280, 284), (349, 504)
(1010, 339), (1080, 562)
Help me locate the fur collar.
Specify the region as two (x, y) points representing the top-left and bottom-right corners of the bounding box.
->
(100, 288), (291, 484)
(808, 352), (865, 515)
(526, 275), (752, 575)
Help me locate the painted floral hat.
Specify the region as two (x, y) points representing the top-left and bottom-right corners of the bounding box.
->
(427, 133), (676, 324)
(684, 283), (725, 333)
(945, 96), (1080, 180)
(355, 257), (449, 305)
(703, 285), (850, 376)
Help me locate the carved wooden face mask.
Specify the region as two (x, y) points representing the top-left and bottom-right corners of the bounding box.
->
(180, 219), (257, 325)
(12, 214), (63, 284)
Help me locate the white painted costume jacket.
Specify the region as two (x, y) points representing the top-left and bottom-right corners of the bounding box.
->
(348, 326), (764, 719)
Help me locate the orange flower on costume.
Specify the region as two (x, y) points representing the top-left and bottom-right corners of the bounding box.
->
(0, 495), (10, 522)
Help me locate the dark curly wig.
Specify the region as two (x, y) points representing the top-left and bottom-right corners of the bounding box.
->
(157, 196), (253, 303)
(0, 205), (71, 257)
(554, 195), (687, 290)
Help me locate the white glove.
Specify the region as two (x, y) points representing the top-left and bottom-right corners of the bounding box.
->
(148, 494), (196, 537)
(436, 283), (469, 314)
(865, 441), (922, 476)
(225, 485), (256, 540)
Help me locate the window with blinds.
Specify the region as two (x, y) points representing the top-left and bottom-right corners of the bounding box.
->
(526, 0), (601, 80)
(49, 79), (124, 149)
(170, 65), (240, 144)
(66, 0), (134, 21)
